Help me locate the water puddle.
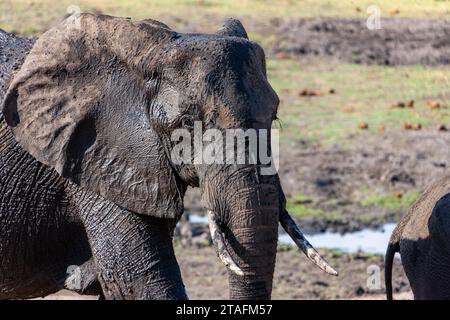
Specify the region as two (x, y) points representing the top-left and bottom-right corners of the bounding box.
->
(189, 214), (208, 224)
(278, 223), (396, 255)
(187, 214), (396, 255)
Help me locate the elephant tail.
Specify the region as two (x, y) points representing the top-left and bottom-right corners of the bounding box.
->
(385, 224), (401, 300)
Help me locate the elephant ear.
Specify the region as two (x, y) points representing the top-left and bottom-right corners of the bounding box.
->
(1, 14), (186, 219)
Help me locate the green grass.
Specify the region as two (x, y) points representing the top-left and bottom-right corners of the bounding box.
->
(286, 190), (419, 221)
(361, 191), (419, 210)
(286, 194), (344, 220)
(353, 252), (379, 262)
(267, 59), (450, 144)
(1, 0), (450, 36)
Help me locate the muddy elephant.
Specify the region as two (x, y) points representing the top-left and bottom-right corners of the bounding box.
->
(386, 176), (450, 300)
(0, 14), (337, 300)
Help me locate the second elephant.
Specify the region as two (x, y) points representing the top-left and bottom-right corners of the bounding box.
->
(386, 176), (450, 300)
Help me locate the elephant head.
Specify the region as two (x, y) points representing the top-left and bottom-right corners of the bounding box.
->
(1, 14), (337, 299)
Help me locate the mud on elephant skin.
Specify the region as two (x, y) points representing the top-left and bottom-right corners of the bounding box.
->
(0, 14), (336, 300)
(386, 176), (450, 300)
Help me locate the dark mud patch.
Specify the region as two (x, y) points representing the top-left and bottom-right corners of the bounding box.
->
(267, 17), (450, 65)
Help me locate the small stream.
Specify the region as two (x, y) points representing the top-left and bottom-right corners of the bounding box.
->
(187, 214), (396, 255)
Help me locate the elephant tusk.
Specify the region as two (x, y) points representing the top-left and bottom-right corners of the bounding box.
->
(207, 210), (244, 276)
(279, 209), (339, 276)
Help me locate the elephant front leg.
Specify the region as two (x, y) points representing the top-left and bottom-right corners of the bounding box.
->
(77, 196), (187, 300)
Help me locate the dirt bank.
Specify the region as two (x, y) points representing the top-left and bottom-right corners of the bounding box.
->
(266, 17), (450, 65)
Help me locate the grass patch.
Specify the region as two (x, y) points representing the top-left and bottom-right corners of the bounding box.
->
(286, 194), (344, 220)
(354, 252), (379, 262)
(361, 191), (419, 210)
(267, 59), (450, 144)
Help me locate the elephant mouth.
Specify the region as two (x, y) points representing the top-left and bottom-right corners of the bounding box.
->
(207, 208), (339, 277)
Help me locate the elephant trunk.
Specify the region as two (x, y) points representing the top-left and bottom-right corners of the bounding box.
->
(202, 167), (338, 299)
(203, 170), (279, 299)
(228, 182), (279, 299)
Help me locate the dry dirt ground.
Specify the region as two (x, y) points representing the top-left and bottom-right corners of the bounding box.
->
(162, 16), (450, 65)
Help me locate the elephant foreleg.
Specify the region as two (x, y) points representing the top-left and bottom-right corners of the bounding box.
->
(75, 193), (187, 300)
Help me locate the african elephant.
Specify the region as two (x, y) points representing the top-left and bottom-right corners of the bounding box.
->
(0, 14), (337, 300)
(385, 176), (450, 300)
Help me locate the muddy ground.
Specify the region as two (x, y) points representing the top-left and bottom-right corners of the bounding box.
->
(178, 246), (411, 300)
(278, 129), (450, 233)
(264, 17), (450, 65)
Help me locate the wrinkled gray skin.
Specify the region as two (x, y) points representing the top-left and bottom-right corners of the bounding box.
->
(0, 14), (286, 300)
(386, 176), (450, 300)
